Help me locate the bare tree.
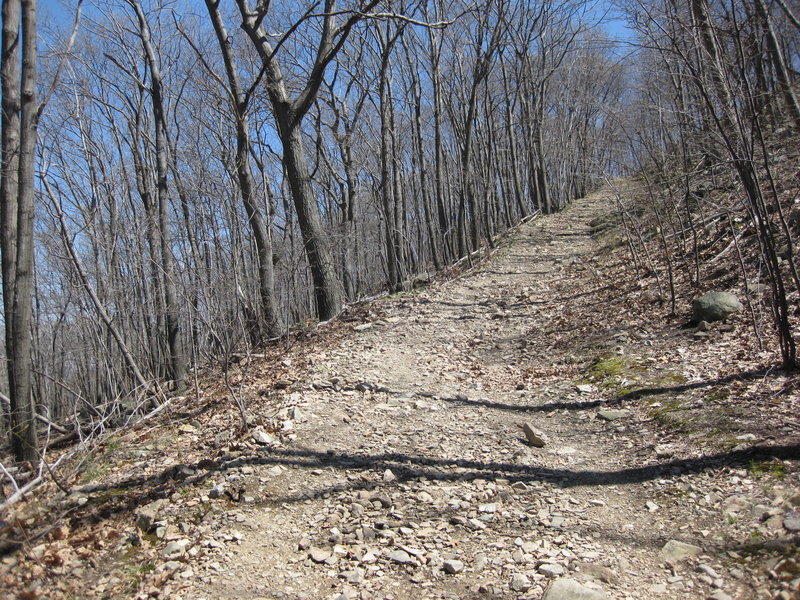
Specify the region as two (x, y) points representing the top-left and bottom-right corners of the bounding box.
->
(125, 0), (187, 392)
(233, 0), (382, 321)
(203, 0), (282, 339)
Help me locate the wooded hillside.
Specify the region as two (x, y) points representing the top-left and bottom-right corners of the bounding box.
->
(1, 0), (798, 474)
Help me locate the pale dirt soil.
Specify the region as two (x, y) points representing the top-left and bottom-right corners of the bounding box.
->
(2, 187), (798, 600)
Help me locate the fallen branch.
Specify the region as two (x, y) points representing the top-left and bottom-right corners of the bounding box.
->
(0, 455), (48, 512)
(0, 473), (43, 511)
(36, 414), (69, 435)
(131, 395), (174, 424)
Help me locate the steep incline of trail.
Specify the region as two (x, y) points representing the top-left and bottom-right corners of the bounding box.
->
(176, 189), (782, 600)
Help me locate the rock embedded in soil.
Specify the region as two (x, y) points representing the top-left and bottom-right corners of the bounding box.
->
(655, 445), (675, 458)
(542, 578), (608, 600)
(659, 539), (702, 563)
(161, 540), (189, 559)
(308, 547), (332, 563)
(691, 291), (743, 322)
(548, 516), (567, 528)
(574, 562), (619, 584)
(782, 514), (800, 532)
(597, 409), (629, 421)
(339, 569), (365, 584)
(538, 563), (566, 578)
(136, 499), (167, 533)
(387, 550), (416, 565)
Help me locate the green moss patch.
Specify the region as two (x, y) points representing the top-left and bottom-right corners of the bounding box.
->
(748, 459), (787, 480)
(580, 354), (647, 391)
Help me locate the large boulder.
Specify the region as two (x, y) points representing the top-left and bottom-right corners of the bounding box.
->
(692, 291), (743, 322)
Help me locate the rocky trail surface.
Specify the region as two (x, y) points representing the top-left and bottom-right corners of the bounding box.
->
(167, 189), (798, 600)
(8, 187), (797, 600)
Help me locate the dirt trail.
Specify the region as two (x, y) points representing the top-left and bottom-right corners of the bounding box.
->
(179, 189), (786, 600)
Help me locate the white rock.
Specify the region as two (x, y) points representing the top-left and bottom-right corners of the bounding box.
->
(443, 559), (464, 574)
(542, 578), (608, 600)
(538, 563), (566, 578)
(510, 573), (532, 592)
(252, 427), (278, 445)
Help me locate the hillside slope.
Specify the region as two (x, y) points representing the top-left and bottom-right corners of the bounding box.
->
(2, 185), (798, 600)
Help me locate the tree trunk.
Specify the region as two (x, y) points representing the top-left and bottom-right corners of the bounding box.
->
(236, 0), (353, 321)
(128, 0), (187, 392)
(378, 23), (405, 291)
(424, 5), (452, 263)
(205, 0), (281, 339)
(281, 124), (342, 320)
(1, 0), (39, 461)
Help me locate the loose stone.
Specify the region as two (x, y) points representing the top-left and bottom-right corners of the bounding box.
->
(538, 563), (566, 578)
(520, 422), (548, 447)
(387, 550), (415, 565)
(783, 515), (800, 532)
(251, 427), (279, 445)
(597, 409), (629, 421)
(308, 547), (332, 563)
(443, 559), (464, 574)
(510, 573), (532, 592)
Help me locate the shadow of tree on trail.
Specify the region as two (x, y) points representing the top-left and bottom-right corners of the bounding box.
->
(210, 442), (800, 505)
(54, 440), (799, 535)
(437, 367), (780, 415)
(614, 368), (791, 401)
(46, 366), (794, 540)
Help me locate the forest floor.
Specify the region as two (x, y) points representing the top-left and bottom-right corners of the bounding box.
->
(2, 185), (799, 600)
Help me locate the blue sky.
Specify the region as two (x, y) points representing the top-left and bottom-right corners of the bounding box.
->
(38, 1), (635, 40)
